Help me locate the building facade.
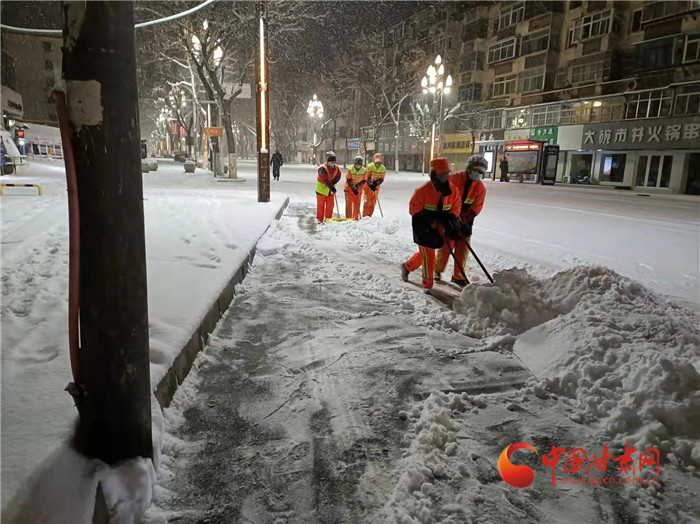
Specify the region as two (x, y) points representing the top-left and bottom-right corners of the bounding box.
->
(369, 0), (700, 193)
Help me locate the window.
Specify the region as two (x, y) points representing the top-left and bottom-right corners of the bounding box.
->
(486, 109), (505, 130)
(492, 74), (516, 97)
(494, 3), (525, 31)
(518, 67), (545, 93)
(520, 31), (550, 56)
(631, 9), (643, 33)
(599, 153), (626, 183)
(460, 52), (484, 71)
(459, 84), (482, 102)
(641, 1), (692, 25)
(488, 37), (517, 63)
(636, 155), (673, 188)
(532, 105), (560, 126)
(506, 108), (530, 128)
(683, 34), (700, 64)
(567, 10), (613, 47)
(42, 41), (53, 53)
(571, 57), (611, 84)
(674, 84), (700, 116)
(624, 89), (673, 119)
(569, 153), (592, 184)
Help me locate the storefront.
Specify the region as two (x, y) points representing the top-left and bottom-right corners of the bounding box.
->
(376, 136), (426, 172)
(577, 117), (700, 193)
(475, 130), (506, 179)
(441, 133), (474, 172)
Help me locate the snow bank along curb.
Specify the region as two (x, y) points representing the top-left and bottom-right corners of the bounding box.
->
(154, 197), (289, 409)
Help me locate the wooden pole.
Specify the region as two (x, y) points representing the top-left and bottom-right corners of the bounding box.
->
(62, 0), (152, 463)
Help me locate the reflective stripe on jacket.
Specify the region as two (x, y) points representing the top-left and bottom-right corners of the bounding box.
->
(409, 180), (462, 248)
(366, 162), (387, 182)
(345, 165), (367, 192)
(316, 164), (341, 196)
(448, 171), (486, 219)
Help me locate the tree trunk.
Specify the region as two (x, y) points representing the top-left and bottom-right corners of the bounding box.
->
(221, 102), (237, 179)
(62, 0), (152, 464)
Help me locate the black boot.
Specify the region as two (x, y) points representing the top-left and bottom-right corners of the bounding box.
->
(400, 263), (410, 282)
(451, 276), (468, 288)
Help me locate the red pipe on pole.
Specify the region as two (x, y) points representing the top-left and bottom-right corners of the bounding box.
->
(53, 90), (81, 384)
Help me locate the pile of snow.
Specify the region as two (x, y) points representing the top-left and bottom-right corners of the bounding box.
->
(455, 266), (700, 466)
(381, 391), (483, 524)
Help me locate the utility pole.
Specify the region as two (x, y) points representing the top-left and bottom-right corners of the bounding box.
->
(62, 1), (152, 463)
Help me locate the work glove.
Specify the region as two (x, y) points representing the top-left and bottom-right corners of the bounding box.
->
(329, 185), (337, 194)
(443, 214), (462, 241)
(374, 178), (384, 187)
(351, 185), (359, 196)
(463, 209), (476, 223)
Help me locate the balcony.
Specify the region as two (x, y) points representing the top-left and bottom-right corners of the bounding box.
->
(641, 1), (696, 26)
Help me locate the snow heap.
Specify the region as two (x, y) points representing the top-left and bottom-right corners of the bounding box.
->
(454, 266), (700, 467)
(383, 391), (483, 524)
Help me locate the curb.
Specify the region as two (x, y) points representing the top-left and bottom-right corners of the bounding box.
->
(154, 196), (290, 409)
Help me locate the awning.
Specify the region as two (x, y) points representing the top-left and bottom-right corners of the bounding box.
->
(475, 139), (508, 146)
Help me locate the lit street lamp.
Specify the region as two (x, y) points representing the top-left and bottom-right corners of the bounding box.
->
(307, 94), (324, 165)
(256, 10), (270, 201)
(421, 54), (452, 159)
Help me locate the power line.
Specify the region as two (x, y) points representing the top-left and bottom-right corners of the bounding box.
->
(0, 0), (217, 36)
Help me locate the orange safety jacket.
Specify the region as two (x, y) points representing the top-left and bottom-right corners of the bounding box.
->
(409, 180), (462, 248)
(449, 171), (486, 221)
(345, 165), (367, 194)
(316, 164), (342, 196)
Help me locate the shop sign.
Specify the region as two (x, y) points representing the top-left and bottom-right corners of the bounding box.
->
(505, 128), (530, 141)
(204, 126), (223, 137)
(346, 138), (361, 149)
(580, 117), (700, 150)
(442, 134), (473, 154)
(377, 137), (423, 154)
(530, 126), (558, 144)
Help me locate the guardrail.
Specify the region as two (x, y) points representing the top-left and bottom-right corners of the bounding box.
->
(0, 183), (43, 196)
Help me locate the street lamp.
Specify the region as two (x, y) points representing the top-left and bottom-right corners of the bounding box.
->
(307, 94), (324, 165)
(421, 54), (452, 159)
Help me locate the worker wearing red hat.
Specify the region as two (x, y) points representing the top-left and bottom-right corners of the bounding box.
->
(401, 158), (462, 293)
(436, 154), (488, 286)
(362, 153), (387, 217)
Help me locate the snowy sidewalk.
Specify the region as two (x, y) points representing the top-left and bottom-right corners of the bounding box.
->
(1, 159), (287, 512)
(148, 202), (699, 523)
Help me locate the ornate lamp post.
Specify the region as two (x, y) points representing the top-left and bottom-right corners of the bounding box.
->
(307, 94), (324, 165)
(421, 54), (452, 159)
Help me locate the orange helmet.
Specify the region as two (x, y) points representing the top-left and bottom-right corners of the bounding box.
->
(373, 153), (383, 162)
(430, 158), (450, 176)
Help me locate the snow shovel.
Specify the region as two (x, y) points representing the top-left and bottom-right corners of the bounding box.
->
(445, 241), (470, 285)
(325, 192), (354, 222)
(461, 237), (493, 283)
(376, 195), (384, 218)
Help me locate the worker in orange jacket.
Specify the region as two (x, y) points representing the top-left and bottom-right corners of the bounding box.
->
(436, 154), (488, 287)
(345, 155), (367, 219)
(362, 153), (387, 217)
(315, 151), (342, 222)
(401, 158), (462, 293)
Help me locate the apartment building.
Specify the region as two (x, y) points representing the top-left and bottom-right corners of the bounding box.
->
(369, 1), (700, 194)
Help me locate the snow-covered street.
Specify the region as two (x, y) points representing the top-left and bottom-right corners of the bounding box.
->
(2, 159), (698, 523)
(144, 163), (698, 523)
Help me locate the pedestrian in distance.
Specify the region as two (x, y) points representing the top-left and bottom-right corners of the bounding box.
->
(345, 155), (367, 220)
(401, 158), (462, 294)
(362, 153), (387, 217)
(435, 154), (487, 287)
(499, 155), (509, 182)
(315, 151), (342, 223)
(270, 149), (284, 181)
